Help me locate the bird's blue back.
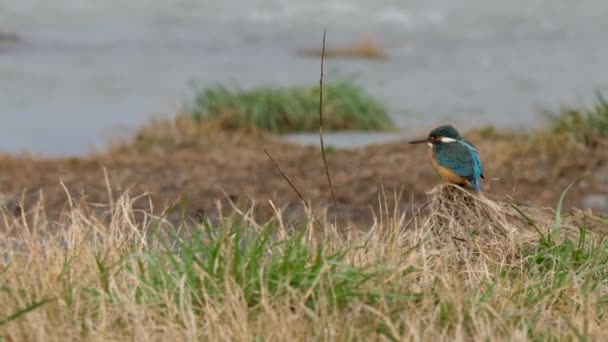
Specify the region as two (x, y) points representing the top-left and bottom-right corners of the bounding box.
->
(433, 140), (483, 191)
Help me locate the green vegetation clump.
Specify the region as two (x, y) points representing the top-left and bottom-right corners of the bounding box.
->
(550, 94), (608, 146)
(189, 81), (393, 133)
(131, 222), (383, 309)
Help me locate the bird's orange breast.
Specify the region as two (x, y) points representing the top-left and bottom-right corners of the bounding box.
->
(430, 154), (469, 187)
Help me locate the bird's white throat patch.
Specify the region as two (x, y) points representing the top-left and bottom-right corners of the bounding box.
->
(427, 142), (433, 148)
(439, 137), (457, 143)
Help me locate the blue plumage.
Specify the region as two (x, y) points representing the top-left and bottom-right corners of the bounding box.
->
(409, 125), (485, 191)
(433, 140), (484, 191)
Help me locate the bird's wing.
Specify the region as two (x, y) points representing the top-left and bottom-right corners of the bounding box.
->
(463, 141), (484, 180)
(435, 142), (482, 180)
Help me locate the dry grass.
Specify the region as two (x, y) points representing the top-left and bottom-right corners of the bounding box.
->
(298, 38), (389, 60)
(1, 183), (607, 341)
(118, 114), (269, 154)
(0, 31), (19, 43)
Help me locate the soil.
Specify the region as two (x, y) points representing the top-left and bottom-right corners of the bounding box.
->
(0, 131), (606, 228)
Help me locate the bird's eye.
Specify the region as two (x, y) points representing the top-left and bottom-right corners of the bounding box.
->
(430, 134), (437, 139)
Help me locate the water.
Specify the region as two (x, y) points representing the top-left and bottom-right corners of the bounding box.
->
(1, 0), (608, 156)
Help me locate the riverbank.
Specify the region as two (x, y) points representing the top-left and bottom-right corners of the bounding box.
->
(0, 115), (606, 228)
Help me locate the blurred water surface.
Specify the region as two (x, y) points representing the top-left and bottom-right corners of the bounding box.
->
(1, 0), (607, 155)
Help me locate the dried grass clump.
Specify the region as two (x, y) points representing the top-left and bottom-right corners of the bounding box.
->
(425, 185), (522, 251)
(420, 185), (566, 265)
(0, 31), (19, 42)
(426, 184), (516, 237)
(299, 38), (389, 60)
(109, 114), (267, 154)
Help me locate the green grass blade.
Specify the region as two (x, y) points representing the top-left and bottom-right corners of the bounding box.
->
(0, 298), (55, 326)
(554, 179), (579, 237)
(508, 202), (547, 242)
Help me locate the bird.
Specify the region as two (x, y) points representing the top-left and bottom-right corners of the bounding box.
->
(408, 125), (484, 191)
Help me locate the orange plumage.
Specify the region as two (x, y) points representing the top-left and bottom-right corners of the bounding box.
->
(430, 154), (471, 188)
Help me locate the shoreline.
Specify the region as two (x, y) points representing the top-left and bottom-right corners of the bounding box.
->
(0, 119), (605, 228)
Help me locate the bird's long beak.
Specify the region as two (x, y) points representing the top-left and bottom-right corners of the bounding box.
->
(408, 138), (430, 144)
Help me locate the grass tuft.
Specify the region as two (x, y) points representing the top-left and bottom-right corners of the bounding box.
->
(188, 81), (393, 133)
(127, 222), (383, 310)
(549, 94), (608, 147)
(298, 38), (389, 60)
(503, 94), (608, 161)
(0, 31), (19, 42)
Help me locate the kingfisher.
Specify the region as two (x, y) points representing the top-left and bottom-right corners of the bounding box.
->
(408, 125), (484, 191)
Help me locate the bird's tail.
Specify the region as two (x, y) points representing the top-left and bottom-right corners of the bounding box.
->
(471, 178), (482, 192)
